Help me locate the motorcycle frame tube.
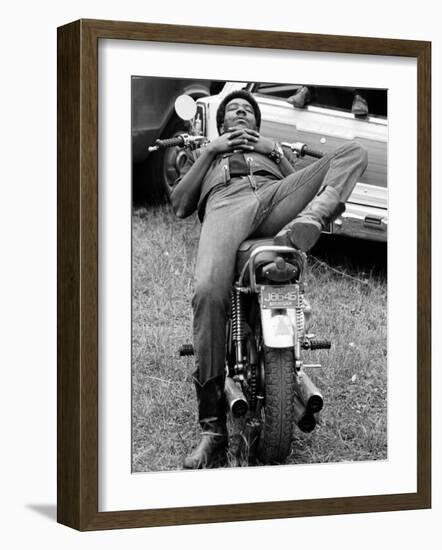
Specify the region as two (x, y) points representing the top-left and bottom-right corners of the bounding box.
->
(239, 245), (305, 293)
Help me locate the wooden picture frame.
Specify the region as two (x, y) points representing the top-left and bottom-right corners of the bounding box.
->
(57, 18), (431, 530)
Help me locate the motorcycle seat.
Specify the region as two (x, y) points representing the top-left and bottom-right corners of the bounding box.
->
(235, 238), (276, 278)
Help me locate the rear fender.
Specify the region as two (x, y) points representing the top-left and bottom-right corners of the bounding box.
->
(260, 308), (297, 348)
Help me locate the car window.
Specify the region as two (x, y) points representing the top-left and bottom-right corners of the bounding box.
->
(251, 82), (387, 118)
(251, 83), (301, 99)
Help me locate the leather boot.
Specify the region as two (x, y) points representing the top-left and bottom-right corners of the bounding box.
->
(274, 186), (345, 251)
(287, 86), (312, 109)
(183, 374), (228, 469)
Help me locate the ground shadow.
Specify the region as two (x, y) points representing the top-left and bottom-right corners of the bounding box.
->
(25, 504), (57, 521)
(311, 234), (387, 278)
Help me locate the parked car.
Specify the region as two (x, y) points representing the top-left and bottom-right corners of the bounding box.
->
(132, 76), (224, 202)
(194, 82), (388, 242)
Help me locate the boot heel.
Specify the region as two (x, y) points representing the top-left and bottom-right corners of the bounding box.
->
(289, 220), (322, 251)
(274, 219), (321, 251)
(274, 186), (343, 251)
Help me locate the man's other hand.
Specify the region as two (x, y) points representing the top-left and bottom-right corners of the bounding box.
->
(207, 128), (273, 155)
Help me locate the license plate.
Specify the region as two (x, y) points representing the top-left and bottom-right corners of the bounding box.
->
(260, 285), (299, 309)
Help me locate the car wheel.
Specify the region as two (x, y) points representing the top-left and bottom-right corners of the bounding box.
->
(161, 125), (191, 201)
(144, 115), (187, 203)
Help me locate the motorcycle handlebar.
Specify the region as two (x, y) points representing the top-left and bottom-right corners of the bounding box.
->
(148, 135), (325, 160)
(281, 141), (325, 159)
(302, 146), (324, 159)
(148, 135), (186, 152)
(148, 134), (207, 153)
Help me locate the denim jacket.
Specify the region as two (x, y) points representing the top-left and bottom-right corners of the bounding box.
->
(176, 146), (297, 221)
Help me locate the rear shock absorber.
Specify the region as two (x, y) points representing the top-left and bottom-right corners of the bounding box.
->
(231, 285), (245, 373)
(295, 288), (305, 361)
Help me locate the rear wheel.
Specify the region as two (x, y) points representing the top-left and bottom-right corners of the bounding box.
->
(256, 346), (296, 464)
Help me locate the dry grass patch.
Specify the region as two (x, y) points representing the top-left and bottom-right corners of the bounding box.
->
(132, 205), (387, 472)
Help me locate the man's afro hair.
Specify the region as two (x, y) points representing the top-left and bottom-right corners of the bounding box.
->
(216, 89), (261, 134)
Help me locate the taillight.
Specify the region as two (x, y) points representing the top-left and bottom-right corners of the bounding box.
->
(261, 256), (300, 283)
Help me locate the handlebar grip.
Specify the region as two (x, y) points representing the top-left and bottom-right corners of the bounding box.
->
(302, 146), (324, 159)
(154, 135), (185, 149)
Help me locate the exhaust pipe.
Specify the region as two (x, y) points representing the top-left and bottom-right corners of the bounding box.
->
(294, 370), (324, 413)
(293, 394), (316, 433)
(225, 377), (248, 417)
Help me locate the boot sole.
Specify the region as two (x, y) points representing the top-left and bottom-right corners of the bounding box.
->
(275, 221), (322, 252)
(183, 449), (227, 469)
(183, 441), (227, 469)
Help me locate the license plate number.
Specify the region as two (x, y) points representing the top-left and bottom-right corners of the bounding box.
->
(260, 285), (299, 309)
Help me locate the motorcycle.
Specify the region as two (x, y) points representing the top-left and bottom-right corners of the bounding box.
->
(148, 96), (332, 465)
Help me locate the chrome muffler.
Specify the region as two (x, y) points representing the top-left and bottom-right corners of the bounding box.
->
(293, 394), (316, 433)
(225, 377), (248, 417)
(294, 370), (324, 413)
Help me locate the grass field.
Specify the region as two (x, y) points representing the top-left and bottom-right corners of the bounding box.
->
(132, 204), (387, 472)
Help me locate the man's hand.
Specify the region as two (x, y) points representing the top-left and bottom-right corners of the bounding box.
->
(207, 127), (274, 155)
(235, 128), (274, 155)
(206, 129), (254, 155)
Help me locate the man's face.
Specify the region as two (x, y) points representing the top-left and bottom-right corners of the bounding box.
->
(222, 97), (257, 133)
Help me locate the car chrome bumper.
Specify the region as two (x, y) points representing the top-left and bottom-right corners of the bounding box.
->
(327, 202), (388, 242)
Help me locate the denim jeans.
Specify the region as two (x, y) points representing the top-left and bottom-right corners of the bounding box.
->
(192, 142), (368, 385)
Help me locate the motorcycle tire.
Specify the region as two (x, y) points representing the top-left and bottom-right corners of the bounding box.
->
(256, 346), (296, 464)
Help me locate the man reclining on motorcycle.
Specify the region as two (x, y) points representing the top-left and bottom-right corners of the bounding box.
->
(170, 89), (368, 469)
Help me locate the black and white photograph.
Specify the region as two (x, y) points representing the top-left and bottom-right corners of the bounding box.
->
(131, 76), (388, 472)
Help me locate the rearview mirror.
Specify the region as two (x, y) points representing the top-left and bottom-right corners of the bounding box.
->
(174, 95), (197, 121)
